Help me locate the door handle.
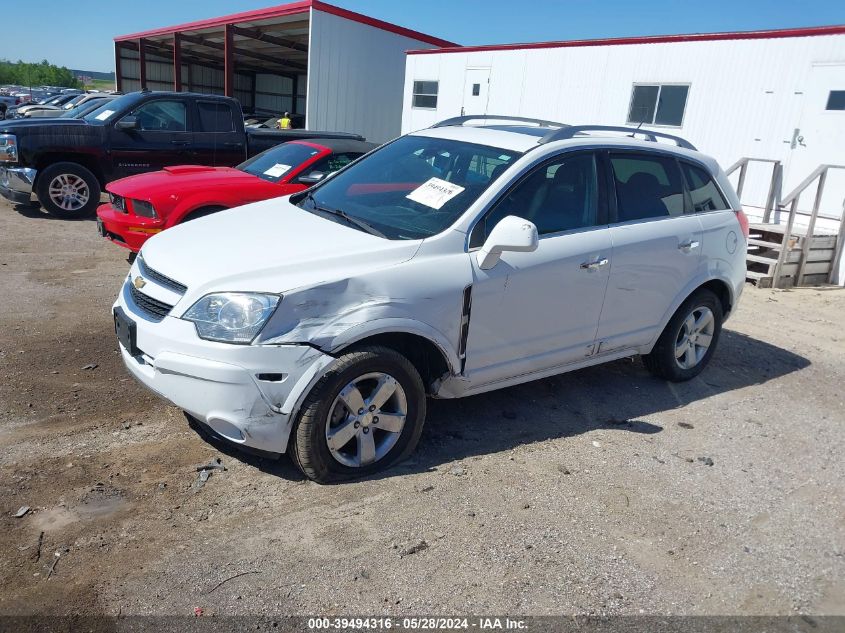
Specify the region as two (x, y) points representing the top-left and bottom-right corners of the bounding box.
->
(678, 240), (700, 252)
(171, 140), (190, 146)
(222, 141), (241, 148)
(580, 258), (609, 271)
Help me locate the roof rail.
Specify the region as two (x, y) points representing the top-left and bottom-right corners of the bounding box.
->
(539, 125), (697, 150)
(431, 115), (567, 129)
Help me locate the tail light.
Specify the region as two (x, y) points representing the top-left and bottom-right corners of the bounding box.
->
(735, 208), (750, 239)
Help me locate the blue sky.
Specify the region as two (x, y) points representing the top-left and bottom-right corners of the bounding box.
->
(1, 0), (843, 71)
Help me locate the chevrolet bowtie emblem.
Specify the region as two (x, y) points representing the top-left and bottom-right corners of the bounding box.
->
(133, 276), (147, 290)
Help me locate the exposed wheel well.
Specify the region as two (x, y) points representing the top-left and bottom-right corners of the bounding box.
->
(180, 206), (227, 223)
(342, 332), (451, 394)
(697, 279), (732, 317)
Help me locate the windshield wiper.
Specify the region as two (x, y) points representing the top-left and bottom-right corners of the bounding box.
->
(303, 191), (385, 238)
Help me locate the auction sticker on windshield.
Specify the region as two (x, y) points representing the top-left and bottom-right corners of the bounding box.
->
(406, 177), (465, 210)
(264, 163), (292, 178)
(95, 110), (115, 121)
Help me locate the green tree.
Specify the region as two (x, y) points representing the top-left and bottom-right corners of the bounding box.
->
(0, 59), (80, 88)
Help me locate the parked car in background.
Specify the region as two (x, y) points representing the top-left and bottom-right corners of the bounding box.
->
(26, 93), (120, 118)
(97, 138), (375, 253)
(56, 95), (119, 120)
(0, 91), (365, 218)
(113, 117), (747, 483)
(10, 93), (78, 118)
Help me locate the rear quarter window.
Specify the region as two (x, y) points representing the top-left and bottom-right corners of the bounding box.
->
(681, 162), (730, 212)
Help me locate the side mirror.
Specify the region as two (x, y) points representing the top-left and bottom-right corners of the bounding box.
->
(297, 170), (326, 185)
(477, 215), (539, 270)
(115, 116), (138, 131)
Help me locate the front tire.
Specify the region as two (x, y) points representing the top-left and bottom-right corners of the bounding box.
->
(36, 162), (101, 219)
(292, 346), (426, 484)
(643, 289), (723, 382)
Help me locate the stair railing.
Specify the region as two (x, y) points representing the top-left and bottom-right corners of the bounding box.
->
(725, 158), (782, 222)
(775, 164), (845, 285)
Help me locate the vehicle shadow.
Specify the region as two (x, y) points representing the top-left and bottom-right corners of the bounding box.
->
(190, 329), (810, 483)
(13, 202), (97, 221)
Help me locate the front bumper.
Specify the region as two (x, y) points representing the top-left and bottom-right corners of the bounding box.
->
(114, 280), (335, 454)
(97, 203), (164, 252)
(0, 166), (36, 204)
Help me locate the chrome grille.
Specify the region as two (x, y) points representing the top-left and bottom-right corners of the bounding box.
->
(129, 284), (174, 321)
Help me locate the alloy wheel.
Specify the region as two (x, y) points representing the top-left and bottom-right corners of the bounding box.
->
(674, 306), (715, 370)
(325, 372), (408, 468)
(47, 173), (90, 212)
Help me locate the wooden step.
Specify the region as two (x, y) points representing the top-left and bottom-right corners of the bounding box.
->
(748, 238), (783, 251)
(745, 270), (773, 288)
(746, 253), (778, 266)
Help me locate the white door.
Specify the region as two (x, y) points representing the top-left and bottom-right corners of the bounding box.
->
(464, 152), (612, 386)
(785, 64), (845, 217)
(461, 68), (490, 117)
(595, 152), (703, 352)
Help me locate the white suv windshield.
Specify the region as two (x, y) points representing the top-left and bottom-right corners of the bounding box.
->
(294, 135), (521, 240)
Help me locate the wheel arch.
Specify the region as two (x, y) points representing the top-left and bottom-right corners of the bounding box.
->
(329, 322), (457, 394)
(646, 275), (735, 353)
(34, 154), (106, 188)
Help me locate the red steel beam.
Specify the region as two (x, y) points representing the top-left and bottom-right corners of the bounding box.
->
(137, 38), (147, 89)
(173, 32), (183, 91)
(114, 43), (123, 92)
(224, 24), (234, 97)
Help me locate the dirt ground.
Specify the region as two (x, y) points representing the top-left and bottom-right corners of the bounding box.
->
(0, 196), (843, 618)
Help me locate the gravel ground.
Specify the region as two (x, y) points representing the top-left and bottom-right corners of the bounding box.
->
(0, 197), (843, 618)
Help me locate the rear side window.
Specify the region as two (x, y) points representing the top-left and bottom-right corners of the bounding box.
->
(610, 154), (685, 221)
(197, 101), (235, 132)
(681, 162), (730, 212)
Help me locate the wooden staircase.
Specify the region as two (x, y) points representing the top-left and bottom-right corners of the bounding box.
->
(746, 224), (837, 288)
(726, 159), (844, 288)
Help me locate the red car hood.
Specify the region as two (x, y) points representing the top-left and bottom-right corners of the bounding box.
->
(107, 166), (265, 200)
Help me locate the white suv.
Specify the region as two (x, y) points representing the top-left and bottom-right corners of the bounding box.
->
(113, 117), (747, 483)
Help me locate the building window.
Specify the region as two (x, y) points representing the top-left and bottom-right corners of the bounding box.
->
(412, 81), (438, 109)
(826, 90), (845, 111)
(627, 84), (690, 127)
(472, 83), (480, 96)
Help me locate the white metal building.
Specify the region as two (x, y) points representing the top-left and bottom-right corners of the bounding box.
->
(114, 0), (455, 142)
(402, 25), (845, 223)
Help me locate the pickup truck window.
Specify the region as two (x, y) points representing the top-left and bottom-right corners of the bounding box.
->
(134, 101), (187, 132)
(198, 101), (235, 132)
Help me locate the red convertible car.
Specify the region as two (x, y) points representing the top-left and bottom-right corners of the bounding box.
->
(96, 138), (376, 253)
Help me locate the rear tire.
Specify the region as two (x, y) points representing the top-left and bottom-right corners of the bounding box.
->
(643, 289), (723, 382)
(36, 162), (101, 219)
(292, 346), (426, 484)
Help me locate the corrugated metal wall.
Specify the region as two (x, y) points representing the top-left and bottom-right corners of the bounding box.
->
(308, 8), (439, 142)
(402, 34), (845, 213)
(118, 49), (254, 108)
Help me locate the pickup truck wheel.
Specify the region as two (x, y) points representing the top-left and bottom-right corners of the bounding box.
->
(36, 162), (101, 219)
(643, 289), (723, 382)
(292, 346), (426, 484)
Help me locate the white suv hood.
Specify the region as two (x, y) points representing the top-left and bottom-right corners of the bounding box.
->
(139, 197), (421, 300)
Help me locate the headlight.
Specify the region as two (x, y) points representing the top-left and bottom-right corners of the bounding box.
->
(183, 293), (280, 343)
(132, 199), (157, 218)
(0, 134), (18, 163)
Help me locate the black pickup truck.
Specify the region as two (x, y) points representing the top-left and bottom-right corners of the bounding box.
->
(0, 91), (364, 218)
